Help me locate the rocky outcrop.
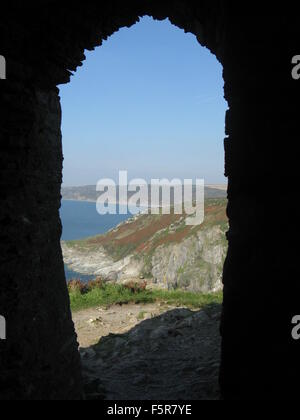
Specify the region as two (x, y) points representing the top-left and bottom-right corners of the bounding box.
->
(62, 242), (144, 282)
(151, 226), (226, 292)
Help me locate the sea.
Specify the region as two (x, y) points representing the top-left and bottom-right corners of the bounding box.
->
(60, 200), (132, 281)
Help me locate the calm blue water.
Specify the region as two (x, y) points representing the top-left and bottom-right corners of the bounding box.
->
(60, 200), (132, 281)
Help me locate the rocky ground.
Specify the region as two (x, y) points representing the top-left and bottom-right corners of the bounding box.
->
(73, 302), (222, 400)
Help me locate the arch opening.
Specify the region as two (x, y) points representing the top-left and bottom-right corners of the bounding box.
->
(59, 16), (228, 400)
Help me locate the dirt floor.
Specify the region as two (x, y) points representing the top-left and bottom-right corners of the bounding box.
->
(73, 302), (222, 400)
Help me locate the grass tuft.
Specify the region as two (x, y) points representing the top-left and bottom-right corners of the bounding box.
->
(68, 279), (223, 312)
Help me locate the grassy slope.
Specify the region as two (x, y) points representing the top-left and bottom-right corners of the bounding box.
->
(69, 283), (223, 312)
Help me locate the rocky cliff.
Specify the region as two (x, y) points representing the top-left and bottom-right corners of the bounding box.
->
(62, 198), (228, 292)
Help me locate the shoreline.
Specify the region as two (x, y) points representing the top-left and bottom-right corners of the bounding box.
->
(61, 184), (228, 206)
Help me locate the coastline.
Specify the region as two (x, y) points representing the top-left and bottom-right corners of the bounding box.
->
(61, 184), (228, 206)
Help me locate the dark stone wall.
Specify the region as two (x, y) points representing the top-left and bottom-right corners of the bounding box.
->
(0, 81), (83, 399)
(1, 0), (300, 400)
(220, 14), (300, 399)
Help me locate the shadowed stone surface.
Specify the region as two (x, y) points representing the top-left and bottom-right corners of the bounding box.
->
(1, 0), (300, 400)
(81, 306), (221, 401)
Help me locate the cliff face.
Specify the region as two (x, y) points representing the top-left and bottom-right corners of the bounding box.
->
(151, 226), (226, 292)
(62, 198), (228, 293)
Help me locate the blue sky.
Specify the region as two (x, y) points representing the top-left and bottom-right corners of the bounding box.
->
(59, 17), (228, 187)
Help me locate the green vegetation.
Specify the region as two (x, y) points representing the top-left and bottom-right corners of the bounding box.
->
(137, 311), (148, 320)
(69, 279), (223, 312)
(103, 242), (137, 262)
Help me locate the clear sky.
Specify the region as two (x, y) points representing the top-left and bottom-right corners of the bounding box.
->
(59, 17), (228, 187)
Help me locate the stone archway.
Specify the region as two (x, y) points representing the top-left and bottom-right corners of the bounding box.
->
(1, 0), (300, 400)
